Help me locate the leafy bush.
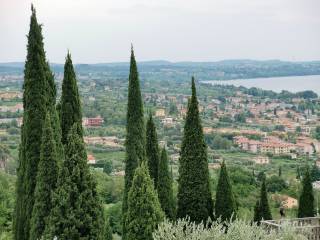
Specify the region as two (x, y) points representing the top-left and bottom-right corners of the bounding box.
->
(153, 218), (309, 240)
(266, 175), (288, 193)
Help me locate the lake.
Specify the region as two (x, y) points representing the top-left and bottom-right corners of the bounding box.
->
(203, 75), (320, 94)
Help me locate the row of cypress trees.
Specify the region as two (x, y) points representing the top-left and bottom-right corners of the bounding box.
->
(122, 47), (175, 239)
(121, 49), (239, 239)
(14, 6), (105, 240)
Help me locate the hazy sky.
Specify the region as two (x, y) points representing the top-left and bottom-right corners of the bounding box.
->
(1, 0), (319, 63)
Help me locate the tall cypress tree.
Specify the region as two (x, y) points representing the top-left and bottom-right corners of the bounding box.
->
(146, 113), (160, 187)
(158, 147), (175, 220)
(177, 77), (213, 223)
(14, 6), (52, 240)
(215, 161), (236, 221)
(60, 52), (82, 145)
(298, 167), (315, 218)
(253, 200), (261, 224)
(44, 52), (64, 161)
(30, 113), (59, 239)
(122, 46), (146, 238)
(45, 124), (104, 239)
(254, 178), (272, 224)
(125, 162), (164, 240)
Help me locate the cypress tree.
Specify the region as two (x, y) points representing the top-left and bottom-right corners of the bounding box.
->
(30, 113), (59, 239)
(254, 178), (272, 224)
(253, 200), (261, 224)
(298, 167), (315, 218)
(60, 52), (82, 145)
(122, 46), (146, 238)
(146, 113), (160, 187)
(311, 164), (320, 182)
(279, 166), (282, 177)
(158, 147), (175, 220)
(45, 124), (104, 239)
(250, 169), (256, 185)
(177, 77), (213, 223)
(14, 5), (53, 240)
(215, 161), (236, 221)
(125, 162), (164, 240)
(296, 166), (301, 180)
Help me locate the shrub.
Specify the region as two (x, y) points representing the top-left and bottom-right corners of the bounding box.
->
(153, 218), (309, 240)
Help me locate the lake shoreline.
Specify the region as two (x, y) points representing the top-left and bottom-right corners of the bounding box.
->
(202, 75), (320, 94)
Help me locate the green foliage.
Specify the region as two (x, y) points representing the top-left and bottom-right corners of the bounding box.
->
(0, 171), (15, 237)
(123, 47), (146, 239)
(211, 135), (232, 150)
(125, 162), (164, 240)
(177, 77), (213, 223)
(14, 6), (56, 240)
(94, 171), (124, 204)
(215, 161), (237, 221)
(274, 125), (285, 132)
(298, 167), (315, 218)
(266, 175), (288, 193)
(60, 52), (82, 145)
(103, 160), (113, 175)
(254, 178), (272, 224)
(146, 114), (160, 187)
(105, 217), (113, 240)
(314, 126), (320, 140)
(45, 124), (105, 239)
(106, 202), (122, 235)
(30, 113), (59, 240)
(311, 164), (320, 182)
(153, 218), (309, 240)
(234, 113), (246, 123)
(158, 148), (175, 220)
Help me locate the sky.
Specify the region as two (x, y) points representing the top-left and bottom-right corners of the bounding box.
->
(0, 0), (320, 63)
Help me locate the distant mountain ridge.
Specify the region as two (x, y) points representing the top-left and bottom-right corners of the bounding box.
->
(1, 60), (320, 81)
(1, 59), (320, 67)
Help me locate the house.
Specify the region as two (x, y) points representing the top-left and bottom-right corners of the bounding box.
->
(162, 117), (174, 127)
(203, 127), (214, 134)
(0, 103), (23, 113)
(312, 181), (320, 190)
(83, 136), (123, 148)
(260, 142), (293, 155)
(113, 170), (125, 177)
(159, 140), (167, 148)
(295, 143), (313, 155)
(0, 91), (22, 100)
(16, 118), (23, 127)
(155, 108), (166, 118)
(179, 107), (187, 117)
(248, 140), (261, 153)
(253, 156), (270, 164)
(82, 116), (104, 127)
(208, 163), (221, 169)
(272, 194), (298, 209)
(282, 196), (298, 209)
(170, 154), (180, 162)
(87, 154), (96, 164)
(167, 96), (177, 102)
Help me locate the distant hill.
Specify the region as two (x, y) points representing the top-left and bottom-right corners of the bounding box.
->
(1, 60), (320, 81)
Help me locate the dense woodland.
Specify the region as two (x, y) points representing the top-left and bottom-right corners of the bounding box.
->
(0, 6), (320, 240)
